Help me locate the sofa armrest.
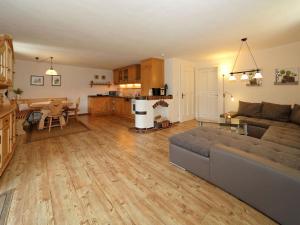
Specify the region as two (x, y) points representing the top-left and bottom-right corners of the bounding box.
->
(220, 111), (238, 118)
(210, 144), (300, 225)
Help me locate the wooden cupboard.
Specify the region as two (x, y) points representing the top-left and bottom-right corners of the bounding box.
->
(0, 107), (16, 176)
(0, 34), (14, 88)
(113, 69), (120, 84)
(141, 58), (164, 96)
(88, 97), (112, 115)
(88, 96), (134, 120)
(113, 65), (140, 85)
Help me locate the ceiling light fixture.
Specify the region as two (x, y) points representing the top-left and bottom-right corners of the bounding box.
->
(241, 72), (249, 80)
(229, 38), (262, 80)
(45, 57), (58, 76)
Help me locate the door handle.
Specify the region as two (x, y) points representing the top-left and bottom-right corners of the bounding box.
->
(182, 93), (185, 99)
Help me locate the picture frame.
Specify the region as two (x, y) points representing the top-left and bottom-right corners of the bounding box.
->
(30, 75), (44, 86)
(274, 67), (299, 85)
(245, 71), (262, 87)
(51, 75), (61, 86)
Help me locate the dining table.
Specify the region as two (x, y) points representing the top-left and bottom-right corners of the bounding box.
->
(29, 100), (74, 130)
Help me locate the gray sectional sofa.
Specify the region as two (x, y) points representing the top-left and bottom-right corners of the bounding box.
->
(169, 101), (300, 225)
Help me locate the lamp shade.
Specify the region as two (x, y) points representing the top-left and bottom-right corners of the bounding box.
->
(229, 75), (237, 81)
(254, 71), (263, 79)
(45, 56), (58, 75)
(45, 68), (58, 76)
(240, 73), (249, 80)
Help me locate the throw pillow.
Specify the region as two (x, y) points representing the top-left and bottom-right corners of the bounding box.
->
(290, 104), (300, 125)
(261, 102), (291, 122)
(237, 101), (262, 117)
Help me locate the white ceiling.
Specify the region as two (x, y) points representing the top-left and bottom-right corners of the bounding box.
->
(0, 0), (299, 69)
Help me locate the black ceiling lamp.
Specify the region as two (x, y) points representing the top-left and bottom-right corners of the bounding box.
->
(229, 38), (262, 81)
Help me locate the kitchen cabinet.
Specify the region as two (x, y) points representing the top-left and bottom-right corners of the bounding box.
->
(113, 69), (119, 85)
(113, 65), (140, 85)
(141, 58), (164, 96)
(0, 35), (14, 88)
(0, 107), (16, 176)
(89, 96), (134, 120)
(88, 97), (112, 115)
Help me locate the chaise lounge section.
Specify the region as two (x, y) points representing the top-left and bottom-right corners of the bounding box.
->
(169, 101), (300, 225)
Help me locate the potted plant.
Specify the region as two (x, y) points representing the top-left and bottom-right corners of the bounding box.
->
(279, 70), (297, 83)
(13, 88), (23, 100)
(248, 72), (258, 86)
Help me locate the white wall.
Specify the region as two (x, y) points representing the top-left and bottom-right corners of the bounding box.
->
(13, 60), (114, 113)
(196, 41), (300, 114)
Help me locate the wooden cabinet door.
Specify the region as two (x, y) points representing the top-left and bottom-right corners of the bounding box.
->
(123, 100), (132, 118)
(141, 61), (152, 96)
(0, 43), (5, 81)
(0, 125), (10, 168)
(113, 69), (119, 85)
(128, 65), (141, 83)
(122, 68), (129, 83)
(88, 97), (112, 115)
(10, 112), (16, 152)
(114, 98), (123, 116)
(5, 42), (13, 86)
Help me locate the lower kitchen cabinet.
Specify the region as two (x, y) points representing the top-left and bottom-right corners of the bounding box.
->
(88, 96), (134, 120)
(88, 96), (112, 115)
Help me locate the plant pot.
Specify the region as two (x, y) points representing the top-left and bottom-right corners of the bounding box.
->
(249, 79), (257, 85)
(282, 75), (295, 83)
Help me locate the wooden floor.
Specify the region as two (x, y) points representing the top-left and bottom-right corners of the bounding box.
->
(0, 115), (277, 225)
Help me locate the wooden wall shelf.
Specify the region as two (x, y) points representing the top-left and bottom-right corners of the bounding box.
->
(90, 81), (111, 87)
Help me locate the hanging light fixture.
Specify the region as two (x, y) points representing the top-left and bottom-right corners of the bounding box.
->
(45, 57), (58, 75)
(228, 74), (237, 81)
(229, 38), (262, 80)
(241, 72), (249, 80)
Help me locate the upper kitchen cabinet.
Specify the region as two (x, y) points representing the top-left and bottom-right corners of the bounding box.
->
(113, 64), (140, 84)
(128, 64), (141, 83)
(0, 34), (14, 88)
(140, 58), (164, 96)
(113, 69), (120, 85)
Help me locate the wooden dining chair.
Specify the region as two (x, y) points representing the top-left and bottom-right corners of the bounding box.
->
(47, 103), (65, 132)
(66, 97), (80, 123)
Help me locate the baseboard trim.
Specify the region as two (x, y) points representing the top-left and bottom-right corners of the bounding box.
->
(169, 162), (186, 170)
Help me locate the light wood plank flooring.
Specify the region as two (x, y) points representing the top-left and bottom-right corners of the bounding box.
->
(0, 115), (277, 225)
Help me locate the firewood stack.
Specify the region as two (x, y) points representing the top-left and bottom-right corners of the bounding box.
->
(154, 115), (171, 129)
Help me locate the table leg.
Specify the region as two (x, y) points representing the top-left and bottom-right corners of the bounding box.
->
(244, 124), (248, 136)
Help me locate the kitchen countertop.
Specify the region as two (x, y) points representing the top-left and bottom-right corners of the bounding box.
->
(135, 95), (173, 100)
(88, 95), (134, 99)
(88, 95), (173, 100)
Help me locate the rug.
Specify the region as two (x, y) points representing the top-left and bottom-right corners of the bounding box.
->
(0, 189), (14, 225)
(26, 120), (90, 143)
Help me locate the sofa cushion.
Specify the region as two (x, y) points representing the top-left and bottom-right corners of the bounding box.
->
(170, 127), (300, 171)
(261, 102), (291, 122)
(262, 126), (300, 150)
(237, 101), (261, 117)
(235, 116), (300, 129)
(290, 104), (300, 125)
(169, 131), (210, 157)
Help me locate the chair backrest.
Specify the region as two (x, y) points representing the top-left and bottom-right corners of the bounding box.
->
(75, 97), (80, 108)
(49, 103), (64, 116)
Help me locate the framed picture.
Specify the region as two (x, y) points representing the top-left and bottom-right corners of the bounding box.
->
(274, 67), (299, 85)
(30, 75), (44, 86)
(245, 71), (262, 87)
(51, 75), (61, 86)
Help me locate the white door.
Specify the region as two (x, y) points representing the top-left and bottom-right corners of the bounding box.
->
(195, 67), (218, 121)
(180, 65), (195, 122)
